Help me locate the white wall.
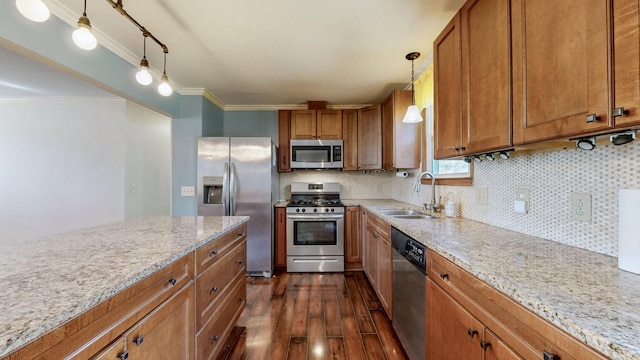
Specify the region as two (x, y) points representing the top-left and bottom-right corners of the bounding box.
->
(0, 98), (126, 241)
(124, 102), (171, 219)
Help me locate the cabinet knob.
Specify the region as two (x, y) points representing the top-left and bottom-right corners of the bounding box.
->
(480, 340), (491, 351)
(439, 273), (449, 280)
(467, 328), (478, 338)
(132, 335), (144, 346)
(586, 113), (601, 123)
(238, 232), (244, 237)
(210, 250), (218, 257)
(168, 278), (177, 286)
(117, 351), (129, 360)
(237, 260), (244, 266)
(453, 147), (460, 151)
(211, 286), (218, 293)
(238, 297), (244, 303)
(543, 350), (559, 360)
(212, 335), (219, 342)
(613, 107), (629, 117)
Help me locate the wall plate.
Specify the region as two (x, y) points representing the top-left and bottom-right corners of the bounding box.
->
(570, 192), (591, 222)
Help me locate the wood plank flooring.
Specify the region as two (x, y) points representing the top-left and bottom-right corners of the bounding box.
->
(225, 271), (409, 360)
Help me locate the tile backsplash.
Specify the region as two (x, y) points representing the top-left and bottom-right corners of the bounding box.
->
(280, 140), (640, 257)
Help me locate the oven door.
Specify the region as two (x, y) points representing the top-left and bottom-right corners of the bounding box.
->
(286, 213), (344, 256)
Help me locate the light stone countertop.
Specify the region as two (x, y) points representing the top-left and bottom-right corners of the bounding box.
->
(345, 199), (640, 360)
(0, 216), (249, 357)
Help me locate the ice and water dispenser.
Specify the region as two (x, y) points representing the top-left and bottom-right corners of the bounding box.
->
(203, 176), (223, 204)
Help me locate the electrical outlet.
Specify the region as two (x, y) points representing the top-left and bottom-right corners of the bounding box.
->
(476, 187), (488, 205)
(181, 186), (196, 197)
(570, 192), (591, 222)
(130, 183), (136, 193)
(516, 188), (530, 203)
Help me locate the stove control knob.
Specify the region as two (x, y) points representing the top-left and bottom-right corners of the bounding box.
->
(325, 208), (330, 212)
(313, 208), (318, 213)
(330, 208), (335, 212)
(296, 208), (300, 213)
(301, 208), (306, 213)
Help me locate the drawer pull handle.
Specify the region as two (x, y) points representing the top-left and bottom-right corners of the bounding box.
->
(439, 273), (449, 280)
(543, 350), (559, 360)
(168, 278), (177, 286)
(480, 340), (491, 351)
(613, 107), (629, 117)
(238, 232), (244, 237)
(211, 286), (218, 293)
(238, 297), (244, 303)
(132, 335), (144, 346)
(210, 250), (218, 257)
(586, 113), (601, 123)
(237, 260), (244, 266)
(117, 351), (129, 360)
(467, 328), (478, 338)
(212, 335), (219, 342)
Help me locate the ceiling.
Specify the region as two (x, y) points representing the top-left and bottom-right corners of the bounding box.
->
(33, 0), (465, 107)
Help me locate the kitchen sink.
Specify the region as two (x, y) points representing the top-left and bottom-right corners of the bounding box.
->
(391, 214), (434, 220)
(378, 209), (422, 216)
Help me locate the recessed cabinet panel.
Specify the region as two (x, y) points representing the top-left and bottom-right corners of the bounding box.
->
(290, 110), (317, 139)
(342, 109), (359, 171)
(511, 0), (612, 144)
(613, 0), (640, 128)
(357, 105), (382, 170)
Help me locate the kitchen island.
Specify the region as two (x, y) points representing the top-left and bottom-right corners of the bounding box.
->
(345, 199), (640, 360)
(0, 216), (249, 359)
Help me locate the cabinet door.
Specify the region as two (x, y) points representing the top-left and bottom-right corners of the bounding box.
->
(345, 206), (362, 270)
(363, 223), (377, 287)
(278, 110), (291, 172)
(342, 109), (359, 171)
(275, 207), (287, 269)
(426, 278), (483, 360)
(382, 90), (419, 169)
(127, 283), (195, 360)
(511, 0), (612, 144)
(461, 0), (511, 154)
(357, 105), (382, 170)
(360, 209), (369, 272)
(317, 110), (343, 139)
(484, 329), (524, 360)
(377, 236), (392, 319)
(613, 0), (640, 128)
(91, 338), (127, 360)
(291, 110), (317, 139)
(434, 13), (463, 159)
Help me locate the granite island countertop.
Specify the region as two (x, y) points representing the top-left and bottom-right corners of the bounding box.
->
(343, 199), (640, 360)
(0, 216), (249, 357)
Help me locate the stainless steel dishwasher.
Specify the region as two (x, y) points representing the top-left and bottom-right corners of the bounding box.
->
(391, 227), (426, 360)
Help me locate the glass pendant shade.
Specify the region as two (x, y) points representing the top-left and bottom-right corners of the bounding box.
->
(135, 58), (152, 85)
(72, 17), (97, 50)
(16, 0), (50, 22)
(157, 74), (172, 96)
(402, 104), (423, 123)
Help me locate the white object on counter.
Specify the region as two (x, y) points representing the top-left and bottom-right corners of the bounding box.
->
(445, 200), (459, 217)
(618, 189), (640, 274)
(396, 171), (408, 177)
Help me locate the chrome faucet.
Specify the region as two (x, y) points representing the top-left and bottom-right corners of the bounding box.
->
(413, 171), (440, 214)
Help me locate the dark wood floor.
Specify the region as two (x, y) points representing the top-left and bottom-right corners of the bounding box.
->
(224, 271), (409, 360)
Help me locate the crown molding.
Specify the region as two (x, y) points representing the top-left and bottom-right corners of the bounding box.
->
(0, 97), (125, 103)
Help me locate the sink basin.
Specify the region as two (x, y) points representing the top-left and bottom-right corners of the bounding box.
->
(378, 209), (421, 216)
(391, 214), (434, 220)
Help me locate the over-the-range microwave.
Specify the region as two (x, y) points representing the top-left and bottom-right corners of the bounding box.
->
(290, 139), (343, 169)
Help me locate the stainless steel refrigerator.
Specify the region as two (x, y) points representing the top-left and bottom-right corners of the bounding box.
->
(197, 137), (279, 277)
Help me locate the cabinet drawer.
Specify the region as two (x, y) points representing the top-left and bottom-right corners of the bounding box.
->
(196, 224), (246, 274)
(195, 241), (246, 330)
(367, 213), (390, 239)
(196, 273), (246, 360)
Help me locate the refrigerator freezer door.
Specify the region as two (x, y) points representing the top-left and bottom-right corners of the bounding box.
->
(230, 137), (274, 276)
(197, 137), (230, 216)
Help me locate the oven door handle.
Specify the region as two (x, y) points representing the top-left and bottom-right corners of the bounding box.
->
(286, 214), (344, 220)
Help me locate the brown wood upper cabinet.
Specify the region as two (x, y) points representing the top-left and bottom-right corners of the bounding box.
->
(613, 0), (640, 129)
(290, 110), (343, 139)
(381, 90), (420, 169)
(511, 0), (612, 144)
(357, 105), (382, 170)
(277, 110), (291, 172)
(342, 109), (359, 171)
(434, 0), (511, 160)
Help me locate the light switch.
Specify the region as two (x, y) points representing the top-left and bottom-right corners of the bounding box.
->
(181, 186), (195, 197)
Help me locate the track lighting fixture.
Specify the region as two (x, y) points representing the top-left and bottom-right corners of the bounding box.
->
(485, 153), (495, 161)
(72, 0), (97, 50)
(498, 151), (510, 160)
(463, 157), (472, 164)
(402, 52), (424, 123)
(135, 33), (153, 86)
(610, 130), (636, 146)
(575, 137), (596, 150)
(15, 0), (50, 22)
(157, 49), (173, 96)
(473, 155), (482, 163)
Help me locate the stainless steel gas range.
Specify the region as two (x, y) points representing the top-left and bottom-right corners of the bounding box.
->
(286, 182), (345, 272)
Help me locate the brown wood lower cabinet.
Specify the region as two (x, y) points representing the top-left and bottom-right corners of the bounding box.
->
(344, 206), (361, 270)
(274, 206), (287, 269)
(362, 212), (392, 318)
(8, 223), (248, 360)
(426, 250), (607, 360)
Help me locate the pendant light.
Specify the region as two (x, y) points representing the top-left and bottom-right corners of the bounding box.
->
(135, 33), (153, 86)
(402, 52), (424, 123)
(15, 0), (50, 22)
(72, 0), (97, 50)
(157, 49), (173, 96)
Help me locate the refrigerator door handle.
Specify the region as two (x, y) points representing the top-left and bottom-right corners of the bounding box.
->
(230, 162), (237, 216)
(222, 162), (229, 216)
